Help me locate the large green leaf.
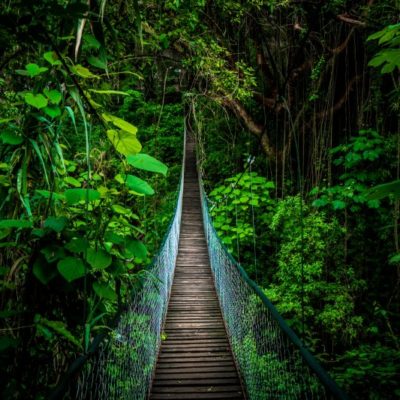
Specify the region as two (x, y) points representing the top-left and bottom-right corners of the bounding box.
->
(93, 282), (117, 301)
(0, 219), (33, 229)
(24, 93), (48, 109)
(102, 113), (138, 135)
(127, 154), (168, 175)
(123, 239), (147, 260)
(57, 257), (85, 282)
(86, 248), (112, 270)
(64, 188), (100, 205)
(107, 129), (142, 156)
(44, 216), (68, 232)
(125, 175), (154, 195)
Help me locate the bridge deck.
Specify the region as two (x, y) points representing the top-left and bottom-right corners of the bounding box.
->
(149, 139), (244, 400)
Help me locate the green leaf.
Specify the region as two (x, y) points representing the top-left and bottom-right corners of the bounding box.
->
(64, 188), (100, 205)
(112, 204), (131, 214)
(27, 63), (48, 77)
(43, 89), (62, 104)
(103, 113), (138, 135)
(107, 129), (142, 156)
(35, 190), (65, 201)
(65, 238), (90, 254)
(43, 51), (62, 66)
(44, 216), (68, 232)
(127, 154), (168, 175)
(1, 131), (23, 145)
(123, 239), (147, 259)
(87, 56), (107, 70)
(0, 219), (33, 229)
(88, 89), (129, 96)
(57, 257), (85, 282)
(24, 93), (48, 109)
(43, 106), (61, 119)
(367, 180), (400, 200)
(64, 176), (81, 187)
(93, 282), (117, 301)
(312, 198), (328, 208)
(72, 64), (99, 79)
(332, 200), (346, 210)
(125, 175), (154, 195)
(83, 34), (101, 49)
(86, 248), (112, 270)
(33, 258), (58, 285)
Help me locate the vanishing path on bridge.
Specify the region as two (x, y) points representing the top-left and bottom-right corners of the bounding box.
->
(150, 138), (244, 399)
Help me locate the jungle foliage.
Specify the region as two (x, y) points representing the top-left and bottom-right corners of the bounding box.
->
(0, 0), (399, 399)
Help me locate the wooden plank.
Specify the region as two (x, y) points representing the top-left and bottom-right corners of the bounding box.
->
(152, 386), (241, 393)
(150, 392), (242, 399)
(152, 378), (239, 387)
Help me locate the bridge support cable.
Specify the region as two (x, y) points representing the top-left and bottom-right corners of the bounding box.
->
(198, 150), (348, 400)
(74, 131), (186, 400)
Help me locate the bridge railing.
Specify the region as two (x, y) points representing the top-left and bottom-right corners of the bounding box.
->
(74, 131), (186, 400)
(198, 175), (348, 400)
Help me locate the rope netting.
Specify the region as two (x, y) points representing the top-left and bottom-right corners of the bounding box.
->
(74, 134), (186, 400)
(199, 177), (347, 400)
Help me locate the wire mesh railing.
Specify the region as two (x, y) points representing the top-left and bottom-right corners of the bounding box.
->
(198, 176), (348, 400)
(74, 132), (186, 400)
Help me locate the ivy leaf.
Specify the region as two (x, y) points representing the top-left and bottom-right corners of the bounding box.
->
(24, 93), (48, 109)
(43, 106), (61, 119)
(125, 175), (154, 195)
(93, 282), (117, 300)
(86, 248), (112, 270)
(57, 257), (85, 282)
(16, 63), (48, 77)
(127, 154), (168, 175)
(43, 89), (62, 104)
(43, 51), (62, 66)
(64, 188), (100, 205)
(107, 129), (142, 156)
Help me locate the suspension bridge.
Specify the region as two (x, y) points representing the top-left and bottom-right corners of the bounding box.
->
(73, 132), (348, 400)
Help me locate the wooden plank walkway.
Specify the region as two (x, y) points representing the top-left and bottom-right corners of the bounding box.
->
(149, 138), (244, 400)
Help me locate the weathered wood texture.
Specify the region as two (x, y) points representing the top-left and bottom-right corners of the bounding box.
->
(149, 138), (244, 400)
